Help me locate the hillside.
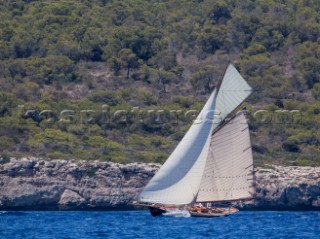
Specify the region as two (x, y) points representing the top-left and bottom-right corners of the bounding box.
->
(0, 0), (320, 166)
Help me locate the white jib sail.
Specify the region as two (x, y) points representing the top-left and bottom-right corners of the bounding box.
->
(196, 111), (254, 203)
(139, 64), (252, 205)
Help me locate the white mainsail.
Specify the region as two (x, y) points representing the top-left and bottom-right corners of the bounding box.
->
(139, 64), (252, 205)
(196, 111), (254, 202)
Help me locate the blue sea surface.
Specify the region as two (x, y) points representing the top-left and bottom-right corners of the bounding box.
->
(0, 211), (319, 239)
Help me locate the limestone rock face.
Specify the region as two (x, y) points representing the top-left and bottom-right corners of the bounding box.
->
(244, 166), (320, 209)
(0, 158), (319, 210)
(58, 189), (86, 209)
(0, 158), (159, 210)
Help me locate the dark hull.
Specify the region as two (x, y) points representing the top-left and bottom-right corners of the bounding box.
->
(129, 202), (182, 217)
(148, 207), (167, 217)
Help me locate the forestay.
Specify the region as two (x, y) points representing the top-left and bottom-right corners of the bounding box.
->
(196, 112), (254, 202)
(139, 64), (252, 205)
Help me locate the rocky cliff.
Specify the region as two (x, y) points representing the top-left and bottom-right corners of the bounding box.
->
(251, 166), (320, 210)
(0, 158), (319, 210)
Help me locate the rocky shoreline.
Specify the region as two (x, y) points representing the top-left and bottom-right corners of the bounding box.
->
(0, 158), (320, 210)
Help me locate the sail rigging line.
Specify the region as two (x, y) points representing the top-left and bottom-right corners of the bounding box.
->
(210, 111), (244, 137)
(245, 164), (254, 170)
(210, 87), (252, 138)
(230, 113), (237, 201)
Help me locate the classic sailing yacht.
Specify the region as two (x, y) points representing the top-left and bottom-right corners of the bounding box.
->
(130, 63), (254, 217)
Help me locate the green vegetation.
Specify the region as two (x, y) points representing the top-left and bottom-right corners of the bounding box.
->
(0, 0), (320, 166)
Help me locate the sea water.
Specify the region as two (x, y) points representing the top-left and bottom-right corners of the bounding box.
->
(0, 211), (319, 239)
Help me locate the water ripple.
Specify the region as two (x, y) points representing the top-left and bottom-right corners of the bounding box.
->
(0, 211), (319, 239)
